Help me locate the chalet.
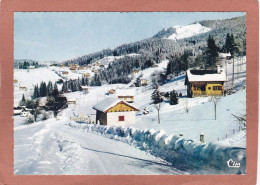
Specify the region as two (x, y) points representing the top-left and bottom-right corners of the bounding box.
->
(109, 89), (116, 94)
(19, 86), (27, 91)
(13, 79), (18, 84)
(84, 73), (90, 77)
(60, 64), (65, 67)
(116, 89), (135, 103)
(67, 98), (77, 104)
(13, 107), (24, 116)
(152, 64), (159, 68)
(93, 69), (99, 73)
(94, 63), (100, 66)
(28, 66), (35, 69)
(62, 71), (69, 75)
(99, 65), (105, 68)
(70, 67), (77, 71)
(20, 111), (31, 117)
(93, 97), (139, 126)
(86, 65), (92, 69)
(185, 68), (227, 97)
(80, 85), (89, 93)
(78, 67), (84, 70)
(140, 79), (148, 86)
(132, 70), (139, 74)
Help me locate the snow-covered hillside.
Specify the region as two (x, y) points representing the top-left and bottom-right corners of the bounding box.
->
(14, 68), (61, 106)
(96, 53), (140, 67)
(13, 56), (247, 175)
(167, 23), (211, 41)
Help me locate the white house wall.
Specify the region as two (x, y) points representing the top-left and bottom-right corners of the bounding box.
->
(107, 111), (136, 126)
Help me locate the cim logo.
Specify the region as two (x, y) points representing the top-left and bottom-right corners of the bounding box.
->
(227, 159), (240, 168)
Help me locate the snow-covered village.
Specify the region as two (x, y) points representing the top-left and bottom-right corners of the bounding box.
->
(14, 13), (246, 175)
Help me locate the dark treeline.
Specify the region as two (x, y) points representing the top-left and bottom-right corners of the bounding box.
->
(32, 77), (90, 99)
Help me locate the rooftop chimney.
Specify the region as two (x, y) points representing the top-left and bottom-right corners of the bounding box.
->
(217, 65), (220, 73)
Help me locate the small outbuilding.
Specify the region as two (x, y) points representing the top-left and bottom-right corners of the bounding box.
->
(93, 97), (139, 126)
(108, 89), (116, 94)
(140, 79), (148, 86)
(218, 52), (232, 59)
(116, 89), (135, 103)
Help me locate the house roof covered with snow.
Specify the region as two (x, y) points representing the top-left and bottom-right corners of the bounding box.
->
(116, 89), (136, 96)
(219, 52), (231, 58)
(186, 69), (227, 82)
(93, 97), (139, 112)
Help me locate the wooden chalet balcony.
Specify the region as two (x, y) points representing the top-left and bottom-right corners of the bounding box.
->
(192, 90), (224, 96)
(193, 91), (207, 96)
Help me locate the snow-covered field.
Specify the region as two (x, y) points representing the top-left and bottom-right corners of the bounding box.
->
(13, 68), (61, 106)
(13, 56), (246, 175)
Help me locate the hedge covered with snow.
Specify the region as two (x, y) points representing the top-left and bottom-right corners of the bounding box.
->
(66, 122), (246, 174)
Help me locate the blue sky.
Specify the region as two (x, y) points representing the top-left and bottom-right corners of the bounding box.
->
(14, 12), (245, 62)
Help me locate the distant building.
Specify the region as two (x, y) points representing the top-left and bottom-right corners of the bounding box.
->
(67, 98), (77, 104)
(19, 86), (27, 91)
(132, 70), (139, 74)
(140, 79), (148, 86)
(219, 52), (232, 59)
(109, 89), (116, 94)
(28, 66), (35, 69)
(70, 67), (77, 71)
(93, 97), (139, 126)
(152, 64), (159, 68)
(80, 85), (89, 93)
(185, 68), (226, 97)
(62, 71), (69, 75)
(84, 73), (90, 77)
(13, 79), (18, 84)
(116, 89), (135, 103)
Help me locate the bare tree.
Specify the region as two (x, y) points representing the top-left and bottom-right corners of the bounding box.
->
(209, 95), (221, 120)
(232, 113), (246, 131)
(183, 99), (191, 113)
(154, 102), (163, 124)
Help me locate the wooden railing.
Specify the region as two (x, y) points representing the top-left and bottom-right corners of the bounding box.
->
(193, 90), (223, 96)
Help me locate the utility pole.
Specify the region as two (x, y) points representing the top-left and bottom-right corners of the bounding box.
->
(225, 59), (227, 82)
(232, 56), (235, 89)
(237, 56), (239, 79)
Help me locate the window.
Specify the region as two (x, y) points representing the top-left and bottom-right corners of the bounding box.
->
(213, 86), (217, 90)
(118, 116), (125, 121)
(218, 86), (222, 90)
(208, 87), (211, 90)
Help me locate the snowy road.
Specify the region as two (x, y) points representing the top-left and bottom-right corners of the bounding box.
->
(14, 117), (185, 175)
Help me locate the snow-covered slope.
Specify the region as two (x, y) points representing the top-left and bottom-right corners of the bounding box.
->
(13, 55), (247, 175)
(96, 53), (140, 67)
(168, 23), (211, 41)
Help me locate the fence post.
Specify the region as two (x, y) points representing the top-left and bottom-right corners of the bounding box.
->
(200, 133), (205, 143)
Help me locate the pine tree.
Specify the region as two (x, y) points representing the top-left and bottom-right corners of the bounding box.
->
(205, 35), (219, 68)
(22, 94), (25, 102)
(19, 94), (26, 106)
(169, 90), (179, 105)
(32, 85), (40, 99)
(151, 88), (163, 104)
(52, 83), (59, 97)
(47, 81), (53, 96)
